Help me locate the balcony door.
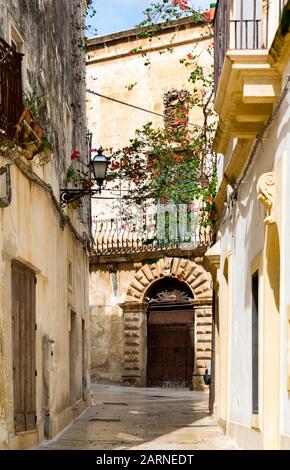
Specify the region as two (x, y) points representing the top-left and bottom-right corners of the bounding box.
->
(231, 0), (263, 49)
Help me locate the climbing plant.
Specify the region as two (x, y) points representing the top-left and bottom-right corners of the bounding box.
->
(107, 1), (216, 225)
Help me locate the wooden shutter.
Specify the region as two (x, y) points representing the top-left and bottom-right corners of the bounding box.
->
(12, 260), (36, 432)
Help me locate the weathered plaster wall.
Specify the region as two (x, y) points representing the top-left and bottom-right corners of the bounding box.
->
(90, 262), (135, 382)
(0, 0), (90, 449)
(0, 0), (87, 182)
(86, 20), (212, 219)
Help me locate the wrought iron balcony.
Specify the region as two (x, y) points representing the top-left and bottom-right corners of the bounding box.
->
(214, 0), (287, 91)
(0, 37), (23, 139)
(91, 207), (212, 257)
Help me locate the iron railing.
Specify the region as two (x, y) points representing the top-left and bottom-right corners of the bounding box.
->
(0, 37), (23, 139)
(214, 0), (287, 91)
(92, 209), (212, 256)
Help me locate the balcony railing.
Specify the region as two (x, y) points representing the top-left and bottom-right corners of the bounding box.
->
(0, 37), (23, 139)
(91, 208), (212, 257)
(214, 0), (287, 91)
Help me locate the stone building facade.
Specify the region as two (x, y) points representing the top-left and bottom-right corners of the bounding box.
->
(205, 0), (290, 449)
(0, 0), (90, 449)
(87, 18), (213, 390)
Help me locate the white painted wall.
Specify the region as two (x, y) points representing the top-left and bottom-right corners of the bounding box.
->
(217, 63), (290, 443)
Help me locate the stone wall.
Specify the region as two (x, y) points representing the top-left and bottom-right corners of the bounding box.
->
(90, 256), (212, 390)
(0, 0), (90, 449)
(193, 305), (212, 389)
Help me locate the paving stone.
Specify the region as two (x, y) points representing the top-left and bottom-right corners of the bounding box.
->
(37, 383), (239, 450)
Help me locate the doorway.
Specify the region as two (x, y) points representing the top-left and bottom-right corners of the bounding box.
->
(146, 277), (194, 387)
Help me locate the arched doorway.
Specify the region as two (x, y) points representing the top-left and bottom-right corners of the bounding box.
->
(146, 277), (195, 387)
(121, 257), (212, 387)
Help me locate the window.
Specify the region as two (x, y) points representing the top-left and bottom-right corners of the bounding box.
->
(68, 259), (73, 290)
(10, 23), (23, 53)
(231, 0), (263, 49)
(252, 271), (259, 414)
(10, 22), (28, 89)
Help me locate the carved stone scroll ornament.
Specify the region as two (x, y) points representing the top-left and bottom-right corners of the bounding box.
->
(257, 172), (275, 225)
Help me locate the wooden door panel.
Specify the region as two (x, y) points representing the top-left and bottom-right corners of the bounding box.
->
(147, 314), (194, 387)
(12, 261), (36, 432)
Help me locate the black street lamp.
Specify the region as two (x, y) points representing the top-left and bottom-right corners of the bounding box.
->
(60, 147), (110, 207)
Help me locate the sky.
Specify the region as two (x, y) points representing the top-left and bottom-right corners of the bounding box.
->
(87, 0), (211, 37)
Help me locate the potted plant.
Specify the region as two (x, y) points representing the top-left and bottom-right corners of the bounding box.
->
(31, 121), (44, 138)
(210, 2), (216, 20)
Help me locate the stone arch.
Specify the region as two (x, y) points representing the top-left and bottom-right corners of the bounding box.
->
(121, 257), (212, 387)
(125, 256), (212, 303)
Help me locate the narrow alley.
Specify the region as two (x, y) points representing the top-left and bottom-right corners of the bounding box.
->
(38, 384), (238, 450)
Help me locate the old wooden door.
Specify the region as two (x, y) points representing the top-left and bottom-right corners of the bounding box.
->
(11, 260), (36, 432)
(147, 307), (194, 387)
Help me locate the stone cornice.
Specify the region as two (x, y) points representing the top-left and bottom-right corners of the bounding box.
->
(213, 50), (281, 155)
(87, 17), (207, 50)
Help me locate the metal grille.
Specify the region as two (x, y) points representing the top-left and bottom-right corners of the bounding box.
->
(92, 209), (212, 256)
(230, 0), (263, 50)
(0, 37), (23, 139)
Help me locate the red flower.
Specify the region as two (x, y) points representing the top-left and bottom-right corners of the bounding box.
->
(187, 53), (193, 60)
(203, 10), (211, 21)
(71, 150), (81, 160)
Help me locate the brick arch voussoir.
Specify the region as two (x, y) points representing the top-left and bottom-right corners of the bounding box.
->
(125, 257), (212, 303)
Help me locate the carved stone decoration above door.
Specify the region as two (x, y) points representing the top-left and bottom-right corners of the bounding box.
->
(149, 289), (193, 304)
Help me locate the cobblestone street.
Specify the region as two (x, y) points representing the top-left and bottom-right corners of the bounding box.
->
(38, 383), (239, 450)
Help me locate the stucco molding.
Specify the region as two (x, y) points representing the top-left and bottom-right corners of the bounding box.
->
(257, 172), (275, 224)
(125, 256), (212, 302)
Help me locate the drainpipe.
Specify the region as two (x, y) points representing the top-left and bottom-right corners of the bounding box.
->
(208, 230), (217, 416)
(43, 335), (55, 439)
(209, 289), (216, 416)
(0, 165), (12, 208)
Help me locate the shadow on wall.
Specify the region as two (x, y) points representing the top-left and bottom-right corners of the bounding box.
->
(90, 305), (124, 383)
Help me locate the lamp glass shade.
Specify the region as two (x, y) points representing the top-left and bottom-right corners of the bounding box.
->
(90, 148), (109, 183)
